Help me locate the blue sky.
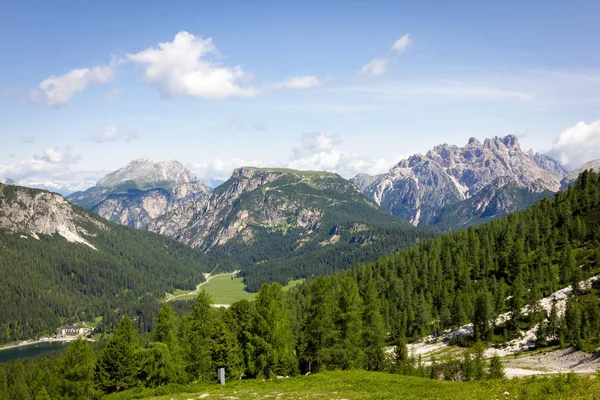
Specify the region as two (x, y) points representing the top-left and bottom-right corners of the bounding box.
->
(1, 0), (600, 189)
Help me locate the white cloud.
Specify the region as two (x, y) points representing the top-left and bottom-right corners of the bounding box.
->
(30, 62), (117, 108)
(190, 157), (277, 181)
(90, 126), (138, 143)
(360, 58), (389, 77)
(286, 132), (396, 177)
(34, 147), (81, 164)
(0, 147), (84, 183)
(189, 133), (396, 183)
(391, 33), (411, 54)
(547, 119), (600, 169)
(360, 33), (411, 77)
(127, 31), (256, 99)
(271, 76), (321, 90)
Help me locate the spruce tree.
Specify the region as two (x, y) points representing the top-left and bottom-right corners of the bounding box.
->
(60, 338), (96, 399)
(95, 316), (141, 392)
(488, 355), (505, 379)
(300, 277), (335, 373)
(331, 277), (363, 370)
(185, 290), (215, 381)
(361, 280), (386, 371)
(210, 318), (244, 380)
(138, 342), (179, 387)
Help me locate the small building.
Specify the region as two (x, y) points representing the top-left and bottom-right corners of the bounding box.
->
(56, 325), (90, 337)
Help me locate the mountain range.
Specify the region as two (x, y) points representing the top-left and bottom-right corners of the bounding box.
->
(353, 135), (567, 229)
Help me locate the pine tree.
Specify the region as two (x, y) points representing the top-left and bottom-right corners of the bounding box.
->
(472, 343), (486, 380)
(393, 336), (411, 375)
(210, 318), (244, 380)
(509, 274), (525, 330)
(488, 355), (505, 379)
(300, 277), (336, 373)
(460, 353), (475, 381)
(536, 319), (548, 347)
(249, 283), (298, 378)
(138, 342), (179, 388)
(361, 281), (386, 371)
(185, 290), (216, 381)
(548, 302), (560, 341)
(95, 316), (141, 393)
(473, 292), (494, 341)
(152, 304), (177, 350)
(60, 338), (96, 399)
(330, 277), (363, 370)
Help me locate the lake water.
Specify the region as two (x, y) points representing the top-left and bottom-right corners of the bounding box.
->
(0, 341), (68, 363)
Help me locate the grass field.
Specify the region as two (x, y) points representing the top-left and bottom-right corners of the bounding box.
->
(105, 370), (600, 400)
(169, 275), (305, 304)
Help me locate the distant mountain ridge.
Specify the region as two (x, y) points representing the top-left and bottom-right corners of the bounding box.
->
(353, 135), (566, 229)
(68, 158), (211, 229)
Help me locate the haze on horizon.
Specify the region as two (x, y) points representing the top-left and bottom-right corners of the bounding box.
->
(1, 0), (600, 191)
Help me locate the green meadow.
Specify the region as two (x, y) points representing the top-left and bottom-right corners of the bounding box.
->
(106, 370), (600, 400)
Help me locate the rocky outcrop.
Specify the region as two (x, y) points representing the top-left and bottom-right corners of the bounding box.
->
(354, 135), (566, 228)
(68, 158), (211, 229)
(0, 183), (105, 249)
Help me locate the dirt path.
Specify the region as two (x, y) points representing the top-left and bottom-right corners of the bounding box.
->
(165, 271), (239, 302)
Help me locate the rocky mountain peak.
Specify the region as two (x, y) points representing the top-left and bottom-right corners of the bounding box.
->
(0, 177), (17, 185)
(356, 134), (565, 228)
(97, 157), (201, 189)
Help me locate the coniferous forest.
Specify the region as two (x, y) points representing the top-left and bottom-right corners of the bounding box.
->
(1, 170), (599, 399)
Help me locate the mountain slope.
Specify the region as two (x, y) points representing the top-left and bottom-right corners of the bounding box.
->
(354, 135), (565, 229)
(0, 183), (214, 344)
(148, 167), (431, 290)
(68, 158), (211, 229)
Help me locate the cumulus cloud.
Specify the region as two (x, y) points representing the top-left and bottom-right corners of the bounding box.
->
(30, 61), (117, 108)
(547, 119), (600, 169)
(287, 132), (395, 177)
(90, 126), (138, 143)
(189, 133), (396, 182)
(190, 157), (277, 182)
(271, 76), (321, 90)
(127, 31), (257, 99)
(0, 147), (83, 183)
(34, 147), (81, 164)
(360, 33), (411, 77)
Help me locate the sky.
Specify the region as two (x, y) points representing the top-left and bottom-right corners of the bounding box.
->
(1, 0), (600, 190)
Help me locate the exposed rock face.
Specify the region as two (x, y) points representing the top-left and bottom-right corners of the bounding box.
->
(354, 135), (566, 228)
(561, 159), (600, 189)
(0, 183), (105, 249)
(68, 158), (211, 229)
(148, 167), (389, 250)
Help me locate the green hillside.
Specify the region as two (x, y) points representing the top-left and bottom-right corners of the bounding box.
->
(0, 184), (215, 344)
